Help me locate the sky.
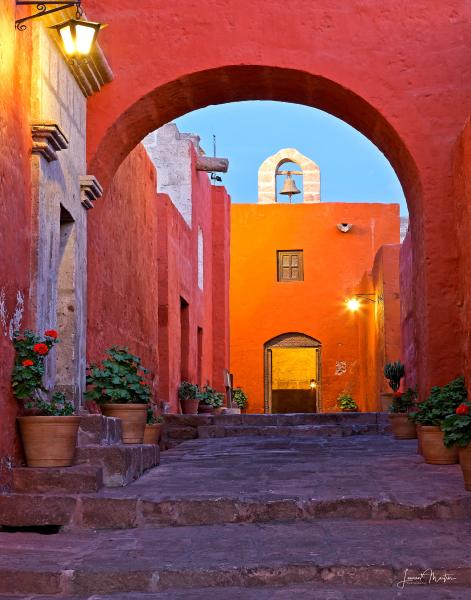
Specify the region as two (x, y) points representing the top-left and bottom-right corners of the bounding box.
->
(174, 101), (408, 215)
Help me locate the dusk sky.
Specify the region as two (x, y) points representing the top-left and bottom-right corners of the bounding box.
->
(174, 100), (408, 215)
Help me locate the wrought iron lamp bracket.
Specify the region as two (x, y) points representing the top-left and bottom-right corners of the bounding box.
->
(15, 1), (82, 30)
(353, 293), (383, 304)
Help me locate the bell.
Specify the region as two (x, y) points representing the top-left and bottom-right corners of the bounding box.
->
(279, 172), (301, 202)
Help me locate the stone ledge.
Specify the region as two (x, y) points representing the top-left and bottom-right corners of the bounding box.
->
(12, 465), (102, 494)
(79, 175), (103, 209)
(31, 123), (68, 162)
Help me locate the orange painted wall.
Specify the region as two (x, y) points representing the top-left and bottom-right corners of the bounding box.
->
(230, 202), (400, 413)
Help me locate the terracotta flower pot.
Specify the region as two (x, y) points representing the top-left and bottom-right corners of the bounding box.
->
(180, 398), (200, 415)
(380, 392), (393, 412)
(17, 416), (80, 467)
(213, 407), (224, 415)
(143, 423), (161, 445)
(459, 445), (471, 491)
(420, 425), (459, 465)
(389, 413), (417, 439)
(198, 403), (213, 414)
(101, 403), (147, 444)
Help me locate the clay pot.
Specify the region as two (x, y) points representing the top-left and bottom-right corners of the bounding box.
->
(143, 423), (161, 445)
(420, 425), (459, 465)
(180, 398), (200, 415)
(459, 445), (471, 491)
(213, 407), (225, 415)
(17, 416), (80, 467)
(380, 392), (393, 412)
(224, 407), (241, 415)
(101, 403), (147, 444)
(389, 413), (417, 439)
(198, 403), (213, 414)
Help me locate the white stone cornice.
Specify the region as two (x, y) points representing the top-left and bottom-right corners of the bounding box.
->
(79, 175), (103, 210)
(31, 123), (69, 162)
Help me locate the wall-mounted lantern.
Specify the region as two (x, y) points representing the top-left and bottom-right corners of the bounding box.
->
(309, 379), (317, 390)
(15, 1), (105, 60)
(345, 294), (378, 312)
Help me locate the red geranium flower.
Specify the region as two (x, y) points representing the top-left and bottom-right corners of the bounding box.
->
(456, 403), (469, 415)
(33, 343), (49, 355)
(22, 359), (34, 367)
(139, 381), (147, 386)
(44, 329), (58, 339)
(393, 391), (402, 398)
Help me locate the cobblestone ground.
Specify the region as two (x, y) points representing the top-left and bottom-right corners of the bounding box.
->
(1, 434), (471, 598)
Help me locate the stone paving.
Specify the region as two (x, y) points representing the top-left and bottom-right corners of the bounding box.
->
(1, 434), (471, 598)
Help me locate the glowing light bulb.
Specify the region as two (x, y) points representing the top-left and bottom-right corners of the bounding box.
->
(346, 298), (361, 312)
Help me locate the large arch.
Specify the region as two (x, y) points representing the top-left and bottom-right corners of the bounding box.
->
(85, 0), (471, 397)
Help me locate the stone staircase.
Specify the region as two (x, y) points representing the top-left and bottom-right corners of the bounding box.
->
(164, 412), (391, 448)
(1, 416), (470, 598)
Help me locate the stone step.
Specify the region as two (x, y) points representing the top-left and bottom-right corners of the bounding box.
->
(163, 413), (391, 446)
(75, 444), (160, 487)
(12, 465), (103, 494)
(0, 519), (469, 596)
(78, 414), (123, 446)
(0, 585), (468, 599)
(1, 491), (470, 531)
(196, 423), (386, 439)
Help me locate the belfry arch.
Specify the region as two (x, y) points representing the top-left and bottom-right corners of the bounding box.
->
(84, 1), (471, 398)
(258, 148), (320, 204)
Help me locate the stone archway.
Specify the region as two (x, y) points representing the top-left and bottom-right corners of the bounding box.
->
(258, 148), (320, 204)
(84, 1), (471, 398)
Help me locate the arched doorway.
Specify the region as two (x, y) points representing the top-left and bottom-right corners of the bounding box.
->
(264, 333), (321, 414)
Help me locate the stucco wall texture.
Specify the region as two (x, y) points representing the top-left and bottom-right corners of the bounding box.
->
(87, 143), (231, 412)
(230, 203), (400, 413)
(0, 1), (33, 488)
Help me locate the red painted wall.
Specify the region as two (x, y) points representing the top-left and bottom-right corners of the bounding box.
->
(87, 145), (160, 397)
(88, 142), (231, 413)
(454, 118), (471, 393)
(400, 232), (418, 392)
(0, 2), (33, 487)
(155, 146), (231, 412)
(230, 202), (400, 413)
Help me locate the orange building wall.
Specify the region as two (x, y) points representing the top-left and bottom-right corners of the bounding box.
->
(230, 203), (400, 413)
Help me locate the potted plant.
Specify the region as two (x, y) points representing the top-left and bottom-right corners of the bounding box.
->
(337, 392), (359, 412)
(85, 347), (151, 444)
(382, 360), (405, 411)
(12, 329), (79, 467)
(389, 387), (417, 439)
(197, 385), (225, 415)
(442, 401), (471, 490)
(178, 381), (200, 414)
(143, 405), (164, 445)
(232, 387), (248, 414)
(410, 377), (466, 464)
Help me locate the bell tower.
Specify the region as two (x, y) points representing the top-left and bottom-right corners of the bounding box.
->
(257, 148), (320, 204)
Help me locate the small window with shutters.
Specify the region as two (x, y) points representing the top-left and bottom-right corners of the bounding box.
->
(277, 250), (304, 282)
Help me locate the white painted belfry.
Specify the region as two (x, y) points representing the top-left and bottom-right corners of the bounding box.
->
(258, 148), (320, 204)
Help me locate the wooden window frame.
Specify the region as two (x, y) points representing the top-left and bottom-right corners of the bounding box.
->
(277, 250), (304, 282)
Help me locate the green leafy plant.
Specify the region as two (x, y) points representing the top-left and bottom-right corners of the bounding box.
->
(337, 392), (358, 412)
(384, 361), (405, 392)
(11, 329), (59, 400)
(85, 346), (151, 404)
(442, 402), (471, 448)
(232, 387), (248, 410)
(146, 404), (164, 425)
(411, 377), (467, 426)
(178, 381), (199, 401)
(197, 385), (224, 408)
(27, 392), (74, 416)
(390, 387), (417, 413)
